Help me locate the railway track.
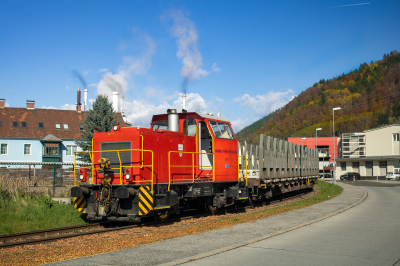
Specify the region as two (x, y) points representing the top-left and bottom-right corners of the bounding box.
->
(0, 190), (310, 249)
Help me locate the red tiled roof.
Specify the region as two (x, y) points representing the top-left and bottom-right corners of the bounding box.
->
(0, 107), (125, 140)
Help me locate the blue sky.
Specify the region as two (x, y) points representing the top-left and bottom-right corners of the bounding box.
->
(1, 0), (399, 132)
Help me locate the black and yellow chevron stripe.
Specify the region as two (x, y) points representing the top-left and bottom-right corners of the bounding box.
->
(73, 196), (87, 213)
(138, 186), (153, 216)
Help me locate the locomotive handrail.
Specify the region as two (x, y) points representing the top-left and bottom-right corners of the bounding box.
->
(74, 148), (154, 193)
(238, 155), (248, 186)
(167, 150), (214, 191)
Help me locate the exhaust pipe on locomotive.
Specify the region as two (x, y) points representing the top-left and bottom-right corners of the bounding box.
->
(167, 109), (179, 132)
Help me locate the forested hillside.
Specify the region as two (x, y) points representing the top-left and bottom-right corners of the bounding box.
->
(237, 50), (400, 145)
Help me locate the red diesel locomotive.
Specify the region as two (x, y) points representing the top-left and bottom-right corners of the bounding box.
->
(71, 109), (249, 222)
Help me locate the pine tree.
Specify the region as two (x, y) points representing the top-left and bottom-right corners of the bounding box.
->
(75, 95), (119, 162)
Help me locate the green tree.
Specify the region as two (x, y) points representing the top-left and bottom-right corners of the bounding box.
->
(75, 95), (119, 162)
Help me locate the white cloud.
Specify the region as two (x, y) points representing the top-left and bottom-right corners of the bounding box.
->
(97, 72), (128, 97)
(60, 103), (76, 110)
(123, 91), (209, 127)
(234, 89), (295, 116)
(88, 83), (98, 88)
(215, 97), (224, 103)
(212, 63), (221, 73)
(41, 106), (58, 109)
(97, 36), (155, 98)
(163, 10), (209, 80)
(230, 117), (256, 133)
(82, 69), (92, 75)
(66, 85), (69, 90)
(98, 68), (109, 72)
(40, 104), (76, 110)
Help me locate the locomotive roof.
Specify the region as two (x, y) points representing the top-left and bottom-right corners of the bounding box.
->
(151, 112), (230, 123)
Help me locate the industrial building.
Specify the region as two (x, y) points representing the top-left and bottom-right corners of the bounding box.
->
(336, 124), (400, 178)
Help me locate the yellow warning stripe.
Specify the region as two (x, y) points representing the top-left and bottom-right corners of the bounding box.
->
(73, 196), (87, 213)
(74, 196), (84, 208)
(140, 194), (153, 210)
(138, 186), (153, 216)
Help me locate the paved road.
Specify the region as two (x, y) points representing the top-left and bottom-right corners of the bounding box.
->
(48, 181), (370, 266)
(178, 182), (400, 266)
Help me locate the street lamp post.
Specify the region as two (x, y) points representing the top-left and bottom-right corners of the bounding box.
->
(332, 107), (341, 184)
(316, 128), (322, 178)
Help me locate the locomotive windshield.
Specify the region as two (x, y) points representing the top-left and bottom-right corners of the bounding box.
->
(152, 120), (168, 131)
(208, 121), (235, 140)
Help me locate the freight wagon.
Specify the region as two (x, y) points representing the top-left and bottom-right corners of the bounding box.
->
(71, 108), (318, 222)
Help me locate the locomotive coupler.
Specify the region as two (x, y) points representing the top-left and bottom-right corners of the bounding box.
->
(97, 158), (113, 216)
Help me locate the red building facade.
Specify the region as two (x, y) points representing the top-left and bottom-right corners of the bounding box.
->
(288, 137), (340, 175)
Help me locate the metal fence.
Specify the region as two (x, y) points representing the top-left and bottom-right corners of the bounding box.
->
(0, 162), (90, 196)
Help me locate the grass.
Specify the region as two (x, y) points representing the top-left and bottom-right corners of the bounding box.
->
(0, 175), (88, 235)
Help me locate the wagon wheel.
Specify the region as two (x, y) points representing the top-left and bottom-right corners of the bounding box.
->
(154, 211), (169, 223)
(205, 204), (219, 214)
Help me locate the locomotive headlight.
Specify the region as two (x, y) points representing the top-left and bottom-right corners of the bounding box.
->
(125, 174), (131, 180)
(113, 125), (118, 131)
(79, 174), (85, 180)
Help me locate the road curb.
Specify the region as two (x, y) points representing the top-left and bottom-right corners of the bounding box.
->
(160, 183), (368, 266)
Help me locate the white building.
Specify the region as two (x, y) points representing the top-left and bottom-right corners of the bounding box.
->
(336, 124), (400, 179)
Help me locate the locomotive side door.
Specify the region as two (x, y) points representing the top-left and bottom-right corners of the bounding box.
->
(198, 121), (213, 175)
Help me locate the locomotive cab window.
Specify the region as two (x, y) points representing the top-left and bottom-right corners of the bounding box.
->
(208, 121), (235, 140)
(152, 120), (168, 131)
(183, 118), (196, 136)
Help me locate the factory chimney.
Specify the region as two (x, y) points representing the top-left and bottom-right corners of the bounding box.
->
(112, 92), (119, 112)
(121, 96), (126, 122)
(84, 89), (88, 111)
(76, 86), (82, 112)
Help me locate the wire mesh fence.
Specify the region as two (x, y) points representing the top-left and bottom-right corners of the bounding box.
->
(0, 162), (90, 197)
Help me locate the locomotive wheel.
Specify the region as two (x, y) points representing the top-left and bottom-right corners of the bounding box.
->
(205, 204), (218, 214)
(154, 211), (169, 222)
(248, 195), (255, 208)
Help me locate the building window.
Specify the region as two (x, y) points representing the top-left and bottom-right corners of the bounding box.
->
(24, 144), (31, 156)
(38, 122), (44, 129)
(43, 143), (59, 155)
(55, 123), (61, 129)
(341, 162), (346, 171)
(21, 122), (27, 128)
(1, 143), (8, 155)
(63, 124), (69, 130)
(0, 121), (2, 128)
(393, 133), (400, 142)
(12, 121), (18, 128)
(66, 145), (77, 156)
(379, 161), (387, 168)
